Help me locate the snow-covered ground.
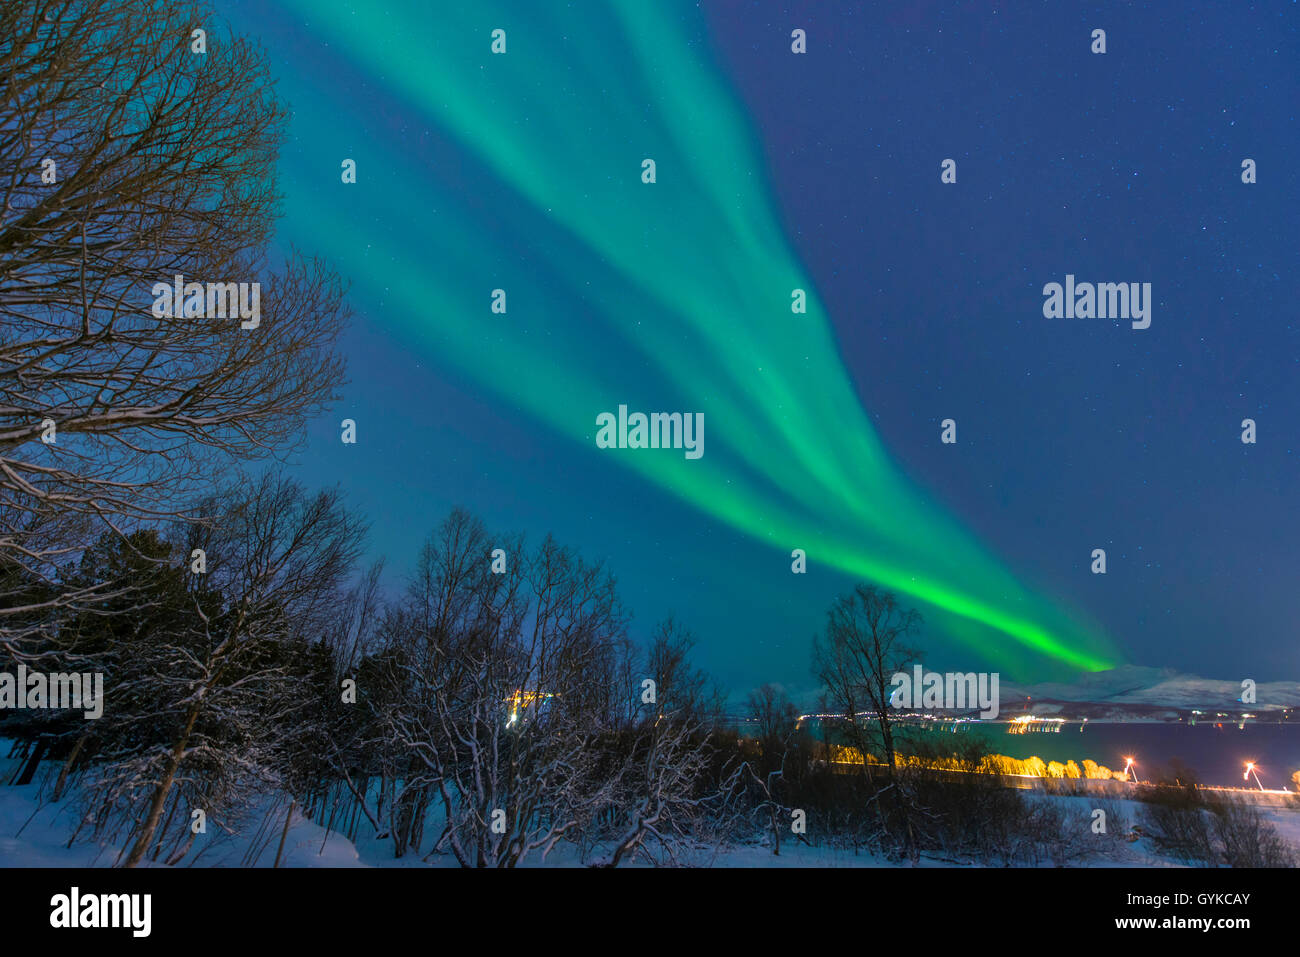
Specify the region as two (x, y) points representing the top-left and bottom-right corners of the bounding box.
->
(3, 758), (1297, 868)
(0, 776), (366, 868)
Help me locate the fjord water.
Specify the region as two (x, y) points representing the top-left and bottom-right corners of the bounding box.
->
(932, 721), (1300, 789)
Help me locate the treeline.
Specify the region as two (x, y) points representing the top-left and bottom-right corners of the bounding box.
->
(5, 487), (1295, 867)
(2, 488), (742, 867)
(0, 491), (1142, 867)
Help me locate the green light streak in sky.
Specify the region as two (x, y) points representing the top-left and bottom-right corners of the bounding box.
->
(274, 0), (1120, 674)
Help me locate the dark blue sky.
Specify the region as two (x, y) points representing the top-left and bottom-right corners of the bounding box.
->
(705, 1), (1299, 691)
(221, 1), (1299, 703)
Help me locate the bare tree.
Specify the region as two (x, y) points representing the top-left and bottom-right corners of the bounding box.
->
(370, 510), (632, 866)
(588, 712), (732, 868)
(0, 0), (348, 664)
(743, 683), (801, 855)
(645, 618), (725, 727)
(747, 683), (799, 769)
(588, 621), (737, 867)
(348, 510), (733, 868)
(811, 584), (920, 773)
(101, 473), (365, 867)
(809, 585), (923, 860)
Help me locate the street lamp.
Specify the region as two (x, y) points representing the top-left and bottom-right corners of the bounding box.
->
(1244, 761), (1264, 791)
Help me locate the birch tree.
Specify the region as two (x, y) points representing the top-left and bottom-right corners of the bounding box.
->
(95, 473), (365, 867)
(374, 510), (630, 866)
(0, 0), (348, 664)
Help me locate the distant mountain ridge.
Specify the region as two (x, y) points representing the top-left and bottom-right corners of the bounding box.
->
(999, 665), (1300, 720)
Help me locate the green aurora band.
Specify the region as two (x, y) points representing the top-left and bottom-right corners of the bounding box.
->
(263, 0), (1121, 676)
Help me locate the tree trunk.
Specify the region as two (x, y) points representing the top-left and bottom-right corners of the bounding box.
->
(123, 700), (201, 868)
(51, 733), (89, 802)
(879, 718), (896, 770)
(11, 735), (48, 786)
(274, 799), (296, 868)
(164, 829), (197, 866)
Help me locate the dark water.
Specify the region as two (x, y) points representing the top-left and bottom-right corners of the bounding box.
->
(902, 721), (1300, 790)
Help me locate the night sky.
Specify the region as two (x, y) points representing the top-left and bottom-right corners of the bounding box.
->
(215, 0), (1299, 704)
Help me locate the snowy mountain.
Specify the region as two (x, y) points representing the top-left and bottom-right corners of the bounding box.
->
(999, 665), (1300, 720)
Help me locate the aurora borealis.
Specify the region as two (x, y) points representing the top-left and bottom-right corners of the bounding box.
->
(213, 0), (1299, 692)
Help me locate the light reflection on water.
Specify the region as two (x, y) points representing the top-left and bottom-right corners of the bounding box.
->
(794, 717), (1300, 789)
(913, 720), (1300, 789)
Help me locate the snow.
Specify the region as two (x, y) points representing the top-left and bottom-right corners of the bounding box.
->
(4, 740), (1297, 868)
(1000, 664), (1300, 713)
(0, 770), (365, 868)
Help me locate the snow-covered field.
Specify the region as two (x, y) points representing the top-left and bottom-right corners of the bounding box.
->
(3, 758), (1297, 868)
